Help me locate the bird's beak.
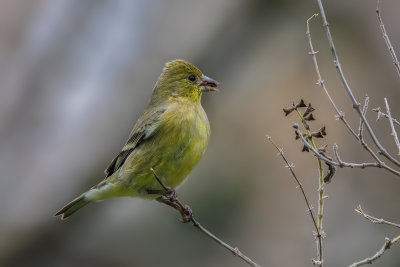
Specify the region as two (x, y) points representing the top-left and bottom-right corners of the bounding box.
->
(200, 76), (219, 92)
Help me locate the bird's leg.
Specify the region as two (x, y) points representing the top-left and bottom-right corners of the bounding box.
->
(148, 168), (193, 223)
(146, 187), (193, 223)
(146, 186), (177, 199)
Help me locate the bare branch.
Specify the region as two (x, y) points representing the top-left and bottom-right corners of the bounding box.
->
(266, 135), (323, 265)
(306, 9), (400, 178)
(149, 168), (260, 267)
(355, 205), (400, 229)
(295, 128), (395, 169)
(293, 106), (326, 265)
(358, 95), (369, 141)
(266, 135), (320, 231)
(349, 235), (400, 267)
(384, 98), (400, 155)
(373, 108), (400, 127)
(350, 206), (400, 266)
(316, 0), (400, 167)
(306, 14), (358, 139)
(296, 127), (400, 175)
(376, 0), (400, 79)
(333, 144), (380, 169)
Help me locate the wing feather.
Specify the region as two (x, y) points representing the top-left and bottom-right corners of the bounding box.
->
(104, 108), (166, 178)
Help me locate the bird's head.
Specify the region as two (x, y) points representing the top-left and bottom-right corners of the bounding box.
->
(153, 59), (218, 103)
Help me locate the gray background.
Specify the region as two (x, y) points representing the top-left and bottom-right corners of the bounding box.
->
(0, 0), (399, 266)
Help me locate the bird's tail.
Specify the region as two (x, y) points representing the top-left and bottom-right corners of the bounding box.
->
(54, 194), (90, 220)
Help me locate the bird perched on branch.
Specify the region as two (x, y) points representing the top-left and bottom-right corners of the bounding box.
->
(55, 59), (218, 220)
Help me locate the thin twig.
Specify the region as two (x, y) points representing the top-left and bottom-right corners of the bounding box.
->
(333, 144), (380, 169)
(306, 10), (399, 177)
(358, 95), (369, 140)
(384, 98), (400, 155)
(149, 168), (260, 267)
(376, 0), (400, 79)
(306, 14), (358, 139)
(350, 206), (400, 266)
(295, 128), (383, 168)
(355, 205), (400, 229)
(316, 0), (400, 167)
(294, 108), (325, 266)
(266, 135), (322, 265)
(349, 235), (400, 267)
(373, 108), (400, 127)
(295, 128), (400, 176)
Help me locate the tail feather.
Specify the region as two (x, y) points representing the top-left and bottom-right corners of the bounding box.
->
(54, 194), (90, 220)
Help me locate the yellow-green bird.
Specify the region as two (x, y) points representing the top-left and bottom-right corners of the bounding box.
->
(55, 59), (218, 220)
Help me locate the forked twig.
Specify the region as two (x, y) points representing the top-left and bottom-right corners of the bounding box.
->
(306, 13), (358, 139)
(355, 205), (400, 229)
(306, 0), (400, 179)
(306, 11), (400, 176)
(384, 98), (400, 155)
(294, 128), (398, 172)
(149, 168), (260, 267)
(294, 106), (325, 266)
(350, 206), (400, 266)
(316, 0), (400, 167)
(266, 135), (323, 266)
(333, 144), (379, 169)
(373, 108), (400, 127)
(303, 1), (400, 266)
(349, 235), (400, 267)
(376, 0), (400, 78)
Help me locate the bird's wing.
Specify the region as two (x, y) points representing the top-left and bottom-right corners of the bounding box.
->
(104, 107), (166, 178)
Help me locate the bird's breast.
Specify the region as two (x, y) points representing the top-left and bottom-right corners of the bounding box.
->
(165, 103), (210, 157)
(154, 103), (210, 186)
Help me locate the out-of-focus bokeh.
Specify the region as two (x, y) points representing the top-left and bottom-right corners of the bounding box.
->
(1, 0), (399, 266)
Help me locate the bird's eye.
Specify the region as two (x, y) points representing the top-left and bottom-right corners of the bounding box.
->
(188, 75), (196, 82)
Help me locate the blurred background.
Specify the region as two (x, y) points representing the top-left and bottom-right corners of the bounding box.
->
(1, 0), (400, 266)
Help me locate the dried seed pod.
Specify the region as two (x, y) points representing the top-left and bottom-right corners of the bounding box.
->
(302, 144), (310, 152)
(283, 99), (308, 116)
(311, 126), (326, 138)
(319, 126), (326, 136)
(302, 103), (315, 118)
(312, 132), (324, 138)
(283, 107), (295, 116)
(304, 113), (315, 121)
(296, 99), (307, 108)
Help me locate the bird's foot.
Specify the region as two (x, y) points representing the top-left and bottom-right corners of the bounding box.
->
(161, 186), (177, 201)
(180, 204), (193, 223)
(155, 190), (193, 223)
(148, 168), (193, 223)
(147, 186), (177, 200)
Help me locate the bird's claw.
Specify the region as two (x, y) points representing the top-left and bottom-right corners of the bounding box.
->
(154, 187), (193, 223)
(162, 186), (177, 201)
(180, 205), (193, 223)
